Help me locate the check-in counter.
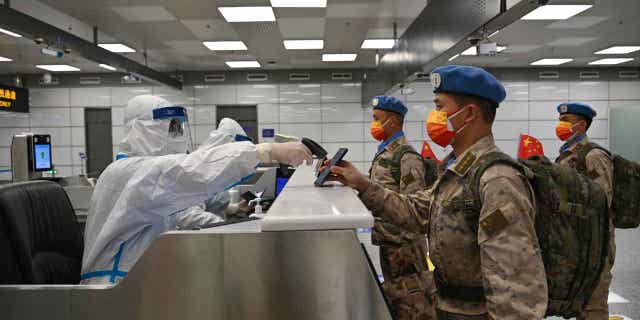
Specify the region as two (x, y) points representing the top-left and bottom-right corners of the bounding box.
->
(0, 162), (391, 320)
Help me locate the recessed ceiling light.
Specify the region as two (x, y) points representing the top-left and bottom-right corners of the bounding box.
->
(98, 43), (136, 53)
(218, 7), (276, 22)
(0, 28), (22, 38)
(361, 39), (395, 49)
(589, 58), (634, 65)
(284, 40), (324, 50)
(595, 46), (640, 55)
(322, 54), (357, 62)
(99, 64), (117, 71)
(226, 61), (261, 68)
(448, 54), (460, 62)
(36, 65), (81, 72)
(270, 0), (327, 8)
(530, 58), (574, 66)
(202, 41), (248, 51)
(521, 5), (593, 20)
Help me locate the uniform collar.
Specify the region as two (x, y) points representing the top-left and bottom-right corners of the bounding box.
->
(559, 133), (588, 155)
(443, 134), (497, 177)
(377, 130), (405, 154)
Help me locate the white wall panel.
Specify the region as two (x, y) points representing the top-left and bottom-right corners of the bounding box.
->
(321, 83), (361, 103)
(70, 87), (111, 107)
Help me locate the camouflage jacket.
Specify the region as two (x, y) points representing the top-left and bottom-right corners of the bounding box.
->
(360, 134), (548, 319)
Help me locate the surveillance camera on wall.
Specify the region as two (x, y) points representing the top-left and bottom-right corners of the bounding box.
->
(42, 73), (52, 84)
(41, 48), (64, 58)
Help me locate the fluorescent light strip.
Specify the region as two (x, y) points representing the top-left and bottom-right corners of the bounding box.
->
(36, 65), (81, 72)
(226, 61), (261, 68)
(488, 30), (500, 38)
(0, 56), (12, 62)
(595, 46), (640, 55)
(270, 0), (327, 7)
(530, 58), (574, 66)
(99, 64), (117, 71)
(218, 7), (276, 22)
(448, 54), (460, 62)
(322, 54), (357, 62)
(284, 40), (324, 50)
(202, 41), (248, 51)
(461, 46), (507, 56)
(361, 39), (395, 49)
(98, 43), (136, 53)
(589, 58), (634, 65)
(521, 5), (593, 20)
(0, 28), (22, 38)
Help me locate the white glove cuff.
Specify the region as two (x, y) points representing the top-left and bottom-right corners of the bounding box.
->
(256, 143), (273, 163)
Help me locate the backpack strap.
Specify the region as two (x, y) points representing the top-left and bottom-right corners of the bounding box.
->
(574, 142), (610, 174)
(388, 144), (422, 185)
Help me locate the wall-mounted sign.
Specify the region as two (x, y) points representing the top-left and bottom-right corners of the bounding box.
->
(0, 84), (29, 113)
(262, 128), (275, 138)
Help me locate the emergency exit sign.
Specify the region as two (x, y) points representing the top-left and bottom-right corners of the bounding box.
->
(0, 84), (29, 113)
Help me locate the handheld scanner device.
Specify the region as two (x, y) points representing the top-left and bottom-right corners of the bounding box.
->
(32, 134), (53, 172)
(301, 137), (329, 174)
(314, 148), (348, 187)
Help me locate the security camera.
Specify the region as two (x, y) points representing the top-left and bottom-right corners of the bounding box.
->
(64, 48), (72, 54)
(42, 73), (52, 84)
(34, 38), (45, 45)
(467, 36), (482, 47)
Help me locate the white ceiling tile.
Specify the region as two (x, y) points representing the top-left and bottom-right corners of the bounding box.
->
(278, 18), (325, 39)
(111, 6), (177, 22)
(181, 19), (240, 40)
(546, 37), (598, 46)
(546, 16), (609, 29)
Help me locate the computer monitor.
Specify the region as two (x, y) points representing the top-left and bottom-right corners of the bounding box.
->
(32, 135), (52, 172)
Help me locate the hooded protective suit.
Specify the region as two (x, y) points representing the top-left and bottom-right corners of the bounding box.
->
(81, 95), (311, 284)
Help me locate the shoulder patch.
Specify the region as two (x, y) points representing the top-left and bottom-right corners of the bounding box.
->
(480, 209), (509, 238)
(454, 152), (477, 175)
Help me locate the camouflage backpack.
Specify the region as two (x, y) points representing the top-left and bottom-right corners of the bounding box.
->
(386, 144), (439, 188)
(464, 152), (610, 318)
(563, 142), (640, 229)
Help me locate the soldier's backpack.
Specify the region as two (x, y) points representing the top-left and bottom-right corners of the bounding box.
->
(561, 142), (640, 229)
(466, 152), (610, 318)
(386, 144), (439, 188)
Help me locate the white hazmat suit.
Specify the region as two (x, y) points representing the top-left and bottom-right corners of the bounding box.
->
(81, 95), (311, 284)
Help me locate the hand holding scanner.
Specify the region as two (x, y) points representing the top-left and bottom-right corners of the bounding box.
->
(314, 148), (348, 187)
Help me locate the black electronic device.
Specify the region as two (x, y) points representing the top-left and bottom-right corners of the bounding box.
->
(314, 148), (348, 187)
(302, 137), (328, 159)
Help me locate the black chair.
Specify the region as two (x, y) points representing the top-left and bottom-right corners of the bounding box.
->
(0, 181), (83, 284)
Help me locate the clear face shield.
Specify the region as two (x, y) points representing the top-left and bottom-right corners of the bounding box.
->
(152, 106), (193, 154)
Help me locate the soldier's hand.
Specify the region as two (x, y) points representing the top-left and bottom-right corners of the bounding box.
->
(321, 159), (369, 193)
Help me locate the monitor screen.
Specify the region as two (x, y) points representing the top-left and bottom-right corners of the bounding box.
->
(33, 143), (52, 171)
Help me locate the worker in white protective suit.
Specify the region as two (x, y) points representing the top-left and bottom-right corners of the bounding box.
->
(81, 95), (311, 284)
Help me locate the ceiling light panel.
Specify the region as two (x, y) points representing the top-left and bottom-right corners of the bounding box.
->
(36, 65), (81, 72)
(284, 40), (324, 50)
(0, 56), (12, 62)
(530, 58), (574, 66)
(0, 28), (22, 38)
(322, 54), (357, 62)
(270, 0), (327, 8)
(595, 46), (640, 55)
(226, 61), (261, 68)
(521, 5), (593, 20)
(218, 7), (276, 22)
(361, 39), (395, 49)
(98, 43), (136, 53)
(202, 41), (248, 51)
(99, 64), (117, 71)
(589, 58), (634, 65)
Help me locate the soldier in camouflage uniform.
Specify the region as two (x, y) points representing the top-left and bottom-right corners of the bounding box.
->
(367, 95), (436, 320)
(555, 102), (615, 320)
(328, 65), (548, 319)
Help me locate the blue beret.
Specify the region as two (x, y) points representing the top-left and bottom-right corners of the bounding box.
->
(430, 65), (506, 105)
(557, 102), (596, 120)
(372, 95), (407, 116)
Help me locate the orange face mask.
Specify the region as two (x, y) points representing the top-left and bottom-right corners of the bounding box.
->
(370, 119), (390, 141)
(426, 107), (468, 147)
(555, 121), (573, 141)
